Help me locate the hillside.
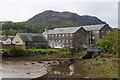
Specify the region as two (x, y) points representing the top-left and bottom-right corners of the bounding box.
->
(1, 10), (107, 35)
(26, 10), (106, 27)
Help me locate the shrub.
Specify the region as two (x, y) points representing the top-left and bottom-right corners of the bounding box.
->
(96, 30), (120, 54)
(9, 46), (25, 57)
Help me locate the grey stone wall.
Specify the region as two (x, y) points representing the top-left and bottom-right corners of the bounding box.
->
(73, 28), (89, 49)
(25, 41), (48, 49)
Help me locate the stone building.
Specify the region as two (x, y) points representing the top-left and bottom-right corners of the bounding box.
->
(42, 27), (89, 49)
(0, 36), (15, 44)
(12, 33), (48, 49)
(82, 24), (112, 45)
(42, 24), (112, 49)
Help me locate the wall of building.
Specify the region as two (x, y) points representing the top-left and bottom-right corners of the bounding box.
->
(48, 33), (73, 48)
(72, 28), (89, 49)
(100, 25), (112, 39)
(25, 41), (48, 49)
(12, 35), (24, 45)
(5, 38), (12, 44)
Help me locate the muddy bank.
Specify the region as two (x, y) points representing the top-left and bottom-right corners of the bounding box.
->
(1, 57), (76, 79)
(1, 60), (60, 79)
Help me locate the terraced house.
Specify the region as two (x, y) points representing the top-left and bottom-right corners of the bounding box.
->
(42, 24), (112, 49)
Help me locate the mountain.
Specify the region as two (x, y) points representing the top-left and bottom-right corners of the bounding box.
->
(1, 10), (107, 35)
(26, 10), (106, 28)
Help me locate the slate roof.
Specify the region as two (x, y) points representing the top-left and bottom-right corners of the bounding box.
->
(43, 27), (82, 34)
(0, 36), (8, 41)
(43, 24), (107, 34)
(17, 33), (47, 42)
(0, 36), (15, 41)
(9, 36), (15, 40)
(82, 24), (106, 31)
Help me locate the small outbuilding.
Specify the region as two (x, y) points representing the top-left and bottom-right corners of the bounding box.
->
(12, 33), (48, 49)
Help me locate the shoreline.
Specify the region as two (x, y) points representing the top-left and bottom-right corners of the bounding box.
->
(1, 60), (58, 79)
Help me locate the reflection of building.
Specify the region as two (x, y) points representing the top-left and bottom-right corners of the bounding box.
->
(12, 33), (48, 49)
(42, 27), (89, 49)
(42, 24), (112, 49)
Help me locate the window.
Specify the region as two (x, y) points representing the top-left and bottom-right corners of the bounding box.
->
(102, 36), (104, 38)
(66, 40), (69, 43)
(70, 40), (72, 42)
(62, 34), (64, 37)
(58, 40), (61, 42)
(59, 34), (61, 37)
(92, 36), (94, 39)
(62, 40), (65, 43)
(49, 40), (52, 42)
(70, 34), (72, 37)
(66, 34), (69, 37)
(16, 41), (20, 44)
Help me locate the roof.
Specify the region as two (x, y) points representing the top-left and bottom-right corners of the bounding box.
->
(42, 24), (107, 35)
(0, 36), (15, 41)
(43, 27), (82, 34)
(9, 36), (15, 40)
(82, 24), (106, 31)
(0, 36), (8, 41)
(17, 33), (47, 42)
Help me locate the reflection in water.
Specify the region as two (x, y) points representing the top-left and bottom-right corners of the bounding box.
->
(40, 64), (71, 78)
(69, 64), (74, 76)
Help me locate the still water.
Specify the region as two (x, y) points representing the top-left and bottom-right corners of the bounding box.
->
(38, 64), (71, 79)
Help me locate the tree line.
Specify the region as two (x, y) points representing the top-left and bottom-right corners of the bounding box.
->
(1, 21), (46, 35)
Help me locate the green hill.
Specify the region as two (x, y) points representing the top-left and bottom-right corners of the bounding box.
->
(1, 10), (107, 35)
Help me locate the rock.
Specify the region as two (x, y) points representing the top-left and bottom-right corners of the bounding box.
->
(24, 63), (28, 65)
(52, 61), (59, 65)
(26, 72), (30, 75)
(84, 77), (89, 78)
(31, 62), (36, 64)
(38, 61), (43, 63)
(96, 58), (98, 60)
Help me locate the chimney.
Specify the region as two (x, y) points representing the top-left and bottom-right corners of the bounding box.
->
(45, 27), (48, 32)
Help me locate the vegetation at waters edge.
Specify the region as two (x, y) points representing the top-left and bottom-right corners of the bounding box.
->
(70, 57), (119, 78)
(25, 48), (71, 51)
(0, 49), (10, 51)
(1, 47), (86, 58)
(96, 29), (120, 55)
(0, 48), (71, 52)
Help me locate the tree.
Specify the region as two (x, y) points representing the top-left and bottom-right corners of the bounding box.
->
(96, 29), (120, 54)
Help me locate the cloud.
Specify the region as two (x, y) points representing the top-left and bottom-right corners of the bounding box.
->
(0, 1), (118, 28)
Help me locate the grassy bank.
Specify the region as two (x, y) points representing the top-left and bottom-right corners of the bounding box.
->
(67, 57), (119, 78)
(0, 48), (71, 51)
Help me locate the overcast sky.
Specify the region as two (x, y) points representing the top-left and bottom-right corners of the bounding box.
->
(0, 0), (119, 28)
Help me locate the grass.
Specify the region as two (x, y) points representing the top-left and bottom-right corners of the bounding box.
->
(72, 57), (119, 78)
(0, 48), (71, 51)
(25, 48), (59, 51)
(33, 54), (79, 58)
(0, 49), (10, 51)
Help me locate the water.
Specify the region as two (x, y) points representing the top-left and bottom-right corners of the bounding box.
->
(38, 65), (70, 78)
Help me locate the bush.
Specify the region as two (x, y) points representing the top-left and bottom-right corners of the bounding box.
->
(96, 30), (120, 54)
(59, 48), (70, 51)
(9, 46), (26, 57)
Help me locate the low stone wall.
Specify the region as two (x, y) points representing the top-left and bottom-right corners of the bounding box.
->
(1, 50), (55, 57)
(2, 44), (14, 49)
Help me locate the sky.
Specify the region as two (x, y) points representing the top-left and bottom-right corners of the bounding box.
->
(0, 0), (119, 28)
